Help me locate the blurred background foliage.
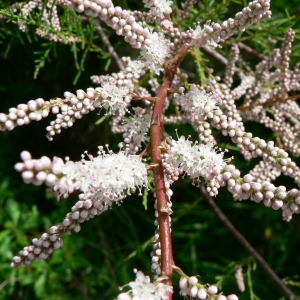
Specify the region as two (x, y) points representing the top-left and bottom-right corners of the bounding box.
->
(0, 0), (300, 299)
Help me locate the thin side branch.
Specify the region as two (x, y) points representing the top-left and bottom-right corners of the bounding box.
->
(200, 45), (244, 79)
(0, 277), (21, 291)
(238, 42), (267, 60)
(238, 94), (300, 110)
(93, 20), (125, 72)
(199, 186), (299, 300)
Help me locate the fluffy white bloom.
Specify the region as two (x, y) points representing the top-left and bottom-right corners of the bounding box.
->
(117, 270), (173, 300)
(179, 85), (218, 121)
(143, 0), (172, 18)
(192, 25), (205, 43)
(54, 147), (148, 201)
(123, 107), (151, 150)
(191, 24), (220, 48)
(166, 136), (225, 179)
(96, 76), (131, 115)
(128, 60), (145, 75)
(150, 0), (173, 18)
(140, 32), (171, 74)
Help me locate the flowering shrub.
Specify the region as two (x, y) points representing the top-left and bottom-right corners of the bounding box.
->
(0, 0), (300, 299)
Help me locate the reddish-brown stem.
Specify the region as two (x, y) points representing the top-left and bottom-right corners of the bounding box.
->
(139, 144), (151, 158)
(149, 46), (187, 297)
(130, 92), (157, 103)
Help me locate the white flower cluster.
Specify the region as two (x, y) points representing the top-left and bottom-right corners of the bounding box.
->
(192, 24), (219, 48)
(60, 147), (148, 199)
(166, 136), (225, 180)
(96, 76), (132, 115)
(15, 147), (148, 201)
(122, 107), (151, 154)
(53, 147), (147, 201)
(116, 269), (173, 300)
(178, 85), (218, 121)
(142, 0), (173, 19)
(141, 32), (172, 74)
(12, 147), (148, 268)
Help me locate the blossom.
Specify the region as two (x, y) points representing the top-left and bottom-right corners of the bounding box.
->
(191, 24), (205, 46)
(96, 76), (131, 115)
(123, 107), (151, 153)
(166, 136), (226, 179)
(57, 147), (148, 201)
(191, 24), (220, 48)
(179, 85), (218, 121)
(127, 60), (145, 75)
(150, 0), (173, 19)
(143, 0), (172, 19)
(140, 32), (171, 74)
(11, 148), (149, 268)
(116, 270), (173, 300)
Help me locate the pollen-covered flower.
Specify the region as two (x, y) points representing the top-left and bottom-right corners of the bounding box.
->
(140, 32), (171, 74)
(58, 147), (148, 201)
(116, 269), (173, 300)
(15, 147), (148, 201)
(127, 60), (145, 75)
(179, 85), (218, 121)
(122, 107), (151, 153)
(166, 136), (226, 179)
(191, 24), (206, 47)
(191, 24), (220, 48)
(96, 76), (131, 115)
(143, 0), (173, 19)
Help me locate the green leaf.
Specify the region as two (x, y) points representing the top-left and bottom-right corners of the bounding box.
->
(95, 115), (108, 125)
(104, 58), (111, 71)
(34, 273), (47, 297)
(6, 199), (20, 225)
(142, 186), (148, 210)
(0, 229), (10, 242)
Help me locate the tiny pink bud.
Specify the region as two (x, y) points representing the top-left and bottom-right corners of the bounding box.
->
(208, 285), (218, 294)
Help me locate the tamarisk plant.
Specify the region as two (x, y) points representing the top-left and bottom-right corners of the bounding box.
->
(0, 0), (300, 299)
